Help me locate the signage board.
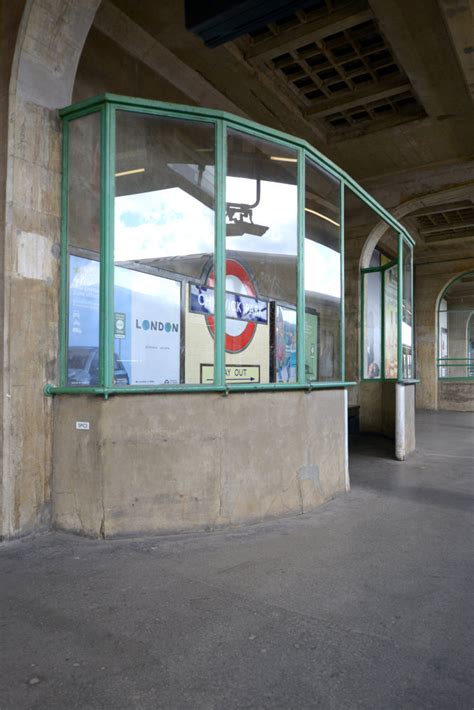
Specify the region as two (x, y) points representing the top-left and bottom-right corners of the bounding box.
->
(203, 258), (266, 353)
(114, 312), (126, 339)
(200, 364), (260, 384)
(189, 285), (267, 324)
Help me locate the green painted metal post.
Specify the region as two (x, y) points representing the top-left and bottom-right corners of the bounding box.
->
(297, 149), (305, 384)
(397, 232), (403, 380)
(381, 267), (386, 379)
(360, 270), (365, 379)
(100, 103), (115, 388)
(339, 181), (345, 383)
(214, 120), (226, 387)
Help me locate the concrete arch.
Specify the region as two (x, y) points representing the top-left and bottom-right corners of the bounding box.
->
(359, 183), (474, 269)
(435, 268), (474, 312)
(2, 0), (100, 538)
(10, 0), (101, 109)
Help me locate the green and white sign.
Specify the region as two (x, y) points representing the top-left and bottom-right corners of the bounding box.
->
(114, 312), (126, 339)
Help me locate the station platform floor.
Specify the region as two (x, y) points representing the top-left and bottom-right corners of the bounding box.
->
(1, 410), (473, 709)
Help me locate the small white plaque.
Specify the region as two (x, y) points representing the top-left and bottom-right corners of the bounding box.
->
(76, 421), (90, 430)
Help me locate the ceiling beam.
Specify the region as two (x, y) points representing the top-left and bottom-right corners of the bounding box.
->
(424, 230), (474, 244)
(94, 0), (247, 116)
(245, 1), (373, 63)
(419, 221), (474, 236)
(410, 201), (473, 217)
(305, 81), (411, 117)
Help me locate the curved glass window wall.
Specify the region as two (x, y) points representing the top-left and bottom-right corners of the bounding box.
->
(52, 95), (414, 394)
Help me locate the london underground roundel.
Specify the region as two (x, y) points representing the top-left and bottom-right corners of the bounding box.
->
(206, 259), (258, 353)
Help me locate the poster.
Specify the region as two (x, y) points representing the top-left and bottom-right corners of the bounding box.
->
(305, 310), (318, 381)
(384, 266), (398, 378)
(440, 327), (448, 377)
(69, 256), (181, 386)
(272, 304), (297, 383)
(115, 268), (181, 385)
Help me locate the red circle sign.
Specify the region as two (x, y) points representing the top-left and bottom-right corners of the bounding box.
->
(206, 258), (258, 353)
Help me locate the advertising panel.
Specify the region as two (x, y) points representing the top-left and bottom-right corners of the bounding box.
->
(384, 265), (398, 378)
(69, 256), (181, 386)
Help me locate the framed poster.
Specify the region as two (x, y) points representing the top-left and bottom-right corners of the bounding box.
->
(305, 308), (319, 381)
(270, 303), (319, 383)
(384, 265), (398, 378)
(270, 303), (297, 383)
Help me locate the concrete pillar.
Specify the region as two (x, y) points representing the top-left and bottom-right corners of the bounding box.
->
(395, 382), (416, 460)
(1, 0), (100, 539)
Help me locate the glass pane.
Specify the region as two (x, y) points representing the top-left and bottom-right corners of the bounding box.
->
(225, 130), (297, 384)
(305, 159), (341, 382)
(67, 113), (101, 386)
(384, 264), (398, 378)
(402, 241), (413, 379)
(114, 111), (215, 385)
(364, 271), (382, 378)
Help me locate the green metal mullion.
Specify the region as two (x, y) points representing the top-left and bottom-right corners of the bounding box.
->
(381, 266), (386, 379)
(339, 181), (345, 382)
(360, 270), (365, 379)
(214, 120), (226, 386)
(410, 242), (414, 378)
(59, 119), (70, 387)
(297, 149), (305, 384)
(397, 232), (403, 379)
(361, 260), (396, 274)
(100, 104), (115, 389)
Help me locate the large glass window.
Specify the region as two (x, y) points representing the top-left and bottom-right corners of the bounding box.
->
(225, 130), (297, 385)
(114, 111), (215, 386)
(58, 95), (415, 393)
(304, 159), (341, 382)
(438, 272), (474, 378)
(66, 113), (101, 386)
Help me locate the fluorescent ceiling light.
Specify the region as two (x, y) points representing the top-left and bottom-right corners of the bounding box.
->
(305, 207), (340, 227)
(270, 156), (297, 163)
(115, 168), (145, 177)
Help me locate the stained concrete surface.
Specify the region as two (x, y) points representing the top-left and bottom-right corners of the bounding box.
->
(0, 411), (473, 709)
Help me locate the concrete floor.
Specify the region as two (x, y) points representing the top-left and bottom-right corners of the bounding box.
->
(1, 411), (473, 710)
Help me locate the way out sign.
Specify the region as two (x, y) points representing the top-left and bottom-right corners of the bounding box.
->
(200, 364), (260, 384)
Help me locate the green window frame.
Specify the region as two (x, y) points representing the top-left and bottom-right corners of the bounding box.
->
(46, 94), (414, 397)
(360, 234), (416, 384)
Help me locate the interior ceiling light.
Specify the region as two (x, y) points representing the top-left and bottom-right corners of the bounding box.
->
(305, 207), (340, 227)
(115, 168), (145, 177)
(226, 178), (269, 237)
(270, 156), (297, 163)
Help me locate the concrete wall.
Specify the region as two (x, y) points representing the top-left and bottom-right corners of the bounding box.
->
(359, 381), (396, 438)
(53, 389), (348, 537)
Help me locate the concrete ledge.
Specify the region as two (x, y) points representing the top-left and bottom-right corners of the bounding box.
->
(53, 389), (348, 537)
